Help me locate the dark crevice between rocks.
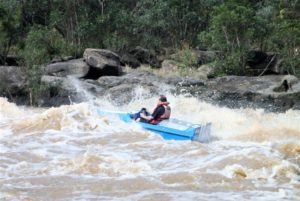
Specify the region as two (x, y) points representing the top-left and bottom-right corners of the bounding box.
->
(0, 55), (23, 66)
(82, 65), (123, 80)
(82, 66), (103, 79)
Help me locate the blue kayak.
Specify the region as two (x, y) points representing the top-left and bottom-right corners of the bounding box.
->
(97, 108), (212, 143)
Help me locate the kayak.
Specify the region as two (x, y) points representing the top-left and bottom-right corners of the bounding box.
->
(97, 108), (212, 143)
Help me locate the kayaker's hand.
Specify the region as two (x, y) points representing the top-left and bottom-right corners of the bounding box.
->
(140, 112), (153, 120)
(140, 112), (146, 118)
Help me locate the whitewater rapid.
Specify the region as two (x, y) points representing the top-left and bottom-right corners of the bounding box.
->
(0, 95), (299, 201)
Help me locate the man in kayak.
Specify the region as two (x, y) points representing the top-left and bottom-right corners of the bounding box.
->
(130, 95), (171, 124)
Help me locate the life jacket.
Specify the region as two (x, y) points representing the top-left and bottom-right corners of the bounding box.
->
(150, 102), (171, 124)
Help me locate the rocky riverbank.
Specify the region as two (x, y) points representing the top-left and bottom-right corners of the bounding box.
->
(1, 48), (300, 112)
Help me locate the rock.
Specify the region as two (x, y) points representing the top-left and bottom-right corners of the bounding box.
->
(51, 56), (74, 63)
(193, 50), (218, 65)
(41, 75), (76, 92)
(120, 53), (141, 68)
(157, 48), (176, 62)
(84, 48), (121, 67)
(273, 75), (299, 92)
(161, 60), (178, 73)
(0, 66), (26, 95)
(62, 56), (75, 61)
(197, 64), (217, 79)
(164, 76), (205, 87)
(201, 75), (300, 111)
(130, 46), (161, 68)
(51, 57), (63, 63)
(40, 75), (88, 106)
(45, 59), (89, 78)
(83, 48), (122, 77)
(93, 71), (170, 104)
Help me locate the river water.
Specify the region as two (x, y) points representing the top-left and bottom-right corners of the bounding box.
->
(0, 94), (299, 201)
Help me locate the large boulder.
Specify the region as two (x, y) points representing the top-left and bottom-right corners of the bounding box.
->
(199, 75), (300, 111)
(45, 59), (90, 78)
(95, 72), (160, 104)
(0, 66), (26, 95)
(83, 48), (122, 76)
(93, 71), (205, 105)
(40, 75), (87, 106)
(120, 53), (141, 68)
(130, 46), (161, 68)
(41, 75), (76, 92)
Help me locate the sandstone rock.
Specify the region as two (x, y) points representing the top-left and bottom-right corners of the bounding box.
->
(46, 59), (89, 78)
(84, 49), (120, 68)
(83, 48), (122, 77)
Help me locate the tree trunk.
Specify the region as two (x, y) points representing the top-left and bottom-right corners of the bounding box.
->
(222, 26), (230, 47)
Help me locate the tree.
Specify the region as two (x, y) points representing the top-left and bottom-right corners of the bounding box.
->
(198, 0), (266, 75)
(275, 2), (300, 75)
(22, 25), (68, 105)
(0, 0), (21, 65)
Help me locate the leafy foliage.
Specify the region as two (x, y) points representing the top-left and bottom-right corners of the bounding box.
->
(178, 45), (198, 70)
(199, 1), (265, 75)
(0, 0), (21, 64)
(0, 0), (299, 80)
(22, 25), (70, 105)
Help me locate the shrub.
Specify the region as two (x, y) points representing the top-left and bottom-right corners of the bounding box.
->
(22, 25), (71, 105)
(178, 45), (198, 71)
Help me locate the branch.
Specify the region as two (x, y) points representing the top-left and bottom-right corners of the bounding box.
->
(221, 26), (230, 46)
(258, 54), (277, 76)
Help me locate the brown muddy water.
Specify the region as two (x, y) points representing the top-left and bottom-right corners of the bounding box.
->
(0, 95), (299, 201)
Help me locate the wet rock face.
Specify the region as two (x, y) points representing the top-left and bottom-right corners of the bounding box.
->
(0, 66), (26, 95)
(40, 67), (300, 111)
(195, 75), (300, 112)
(1, 48), (299, 111)
(39, 69), (206, 106)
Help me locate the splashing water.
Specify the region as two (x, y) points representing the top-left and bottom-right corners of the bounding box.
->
(0, 91), (299, 201)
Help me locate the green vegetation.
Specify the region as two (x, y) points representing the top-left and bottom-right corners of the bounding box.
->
(0, 0), (300, 103)
(178, 45), (198, 71)
(22, 25), (69, 105)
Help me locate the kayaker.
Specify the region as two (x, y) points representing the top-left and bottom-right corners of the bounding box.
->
(130, 95), (171, 124)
